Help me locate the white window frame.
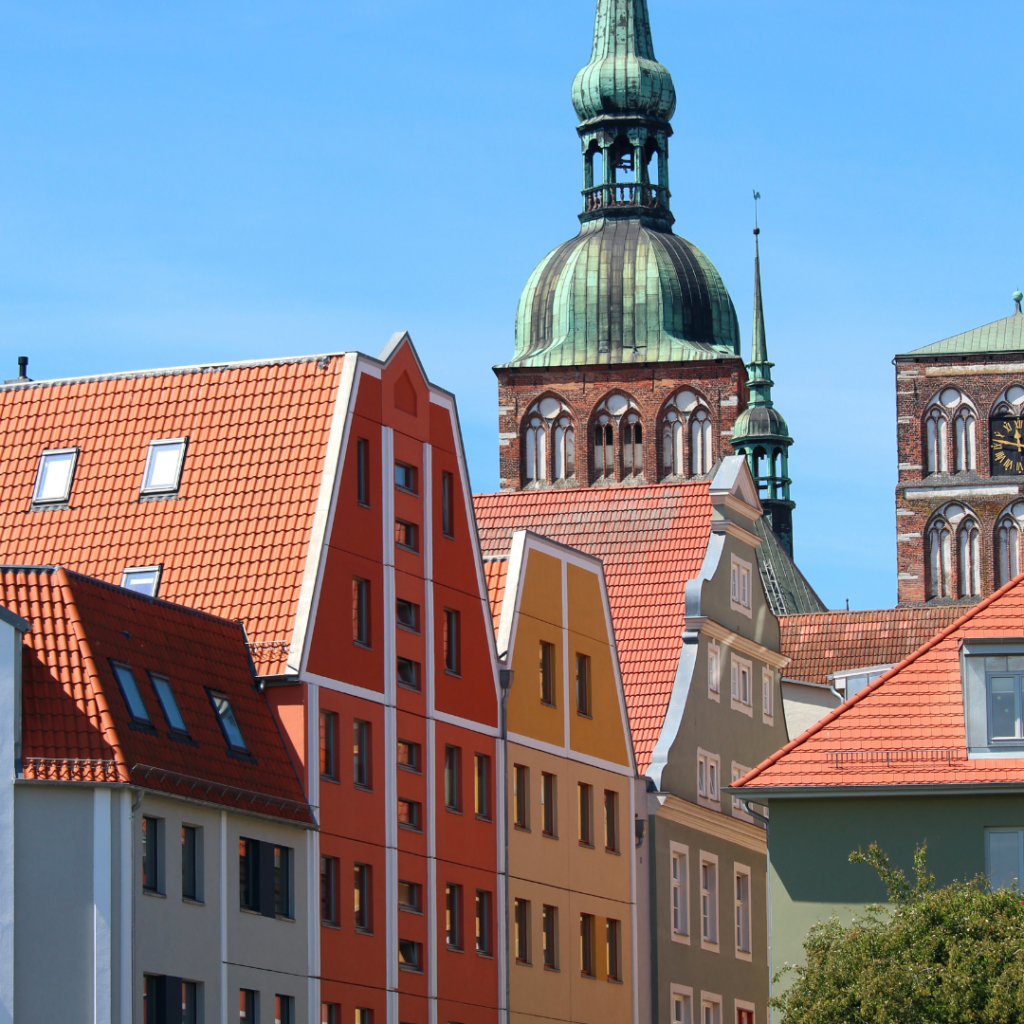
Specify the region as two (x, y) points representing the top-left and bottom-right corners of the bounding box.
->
(730, 763), (753, 821)
(696, 749), (720, 810)
(32, 447), (80, 506)
(730, 656), (753, 717)
(669, 842), (690, 943)
(985, 827), (1024, 890)
(734, 999), (756, 1024)
(700, 992), (722, 1024)
(670, 984), (694, 1024)
(121, 565), (163, 597)
(140, 437), (188, 496)
(761, 667), (774, 724)
(829, 664), (893, 701)
(707, 643), (721, 702)
(733, 863), (752, 961)
(699, 852), (719, 951)
(729, 555), (753, 617)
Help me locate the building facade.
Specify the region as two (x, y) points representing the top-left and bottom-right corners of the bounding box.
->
(484, 531), (640, 1024)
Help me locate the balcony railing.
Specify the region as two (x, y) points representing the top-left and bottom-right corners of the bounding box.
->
(582, 182), (669, 213)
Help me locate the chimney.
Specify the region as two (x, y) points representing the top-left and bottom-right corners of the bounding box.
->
(4, 357), (32, 385)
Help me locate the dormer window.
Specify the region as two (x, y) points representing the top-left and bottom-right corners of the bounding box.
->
(141, 438), (187, 497)
(149, 673), (189, 736)
(32, 448), (79, 507)
(111, 661), (152, 725)
(208, 691), (248, 752)
(962, 644), (1024, 754)
(121, 565), (162, 597)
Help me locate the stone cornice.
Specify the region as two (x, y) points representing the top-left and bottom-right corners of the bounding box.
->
(653, 793), (767, 854)
(684, 617), (789, 670)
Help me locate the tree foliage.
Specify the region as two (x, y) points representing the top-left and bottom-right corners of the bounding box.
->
(771, 842), (1024, 1023)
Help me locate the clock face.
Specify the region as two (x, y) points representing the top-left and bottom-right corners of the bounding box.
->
(991, 417), (1024, 475)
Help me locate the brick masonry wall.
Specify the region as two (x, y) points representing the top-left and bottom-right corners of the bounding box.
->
(895, 353), (1024, 604)
(495, 359), (749, 490)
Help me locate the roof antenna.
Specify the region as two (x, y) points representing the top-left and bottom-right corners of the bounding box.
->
(1015, 289), (1022, 315)
(846, 598), (850, 611)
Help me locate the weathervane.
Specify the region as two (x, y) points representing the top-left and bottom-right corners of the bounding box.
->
(753, 190), (761, 235)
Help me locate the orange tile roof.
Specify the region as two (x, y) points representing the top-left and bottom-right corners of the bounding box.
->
(482, 558), (508, 634)
(737, 576), (1024, 792)
(780, 606), (969, 685)
(7, 566), (312, 822)
(0, 357), (342, 674)
(473, 484), (713, 773)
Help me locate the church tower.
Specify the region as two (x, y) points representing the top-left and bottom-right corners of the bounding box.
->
(731, 227), (796, 557)
(495, 0), (750, 491)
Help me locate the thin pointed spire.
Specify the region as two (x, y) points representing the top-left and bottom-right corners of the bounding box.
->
(746, 220), (775, 409)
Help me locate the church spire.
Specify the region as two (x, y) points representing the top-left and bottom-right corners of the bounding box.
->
(746, 225), (775, 407)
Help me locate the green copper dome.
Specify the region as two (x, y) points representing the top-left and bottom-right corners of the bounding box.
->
(509, 217), (740, 367)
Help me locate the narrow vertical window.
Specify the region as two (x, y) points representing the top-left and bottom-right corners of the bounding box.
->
(275, 995), (294, 1024)
(444, 745), (461, 810)
(357, 438), (370, 506)
(239, 838), (257, 911)
(701, 858), (718, 945)
(542, 905), (558, 968)
(446, 883), (462, 948)
(603, 790), (618, 852)
(320, 710), (338, 780)
(441, 470), (454, 538)
(514, 764), (529, 829)
(605, 919), (620, 981)
(240, 990), (256, 1022)
(353, 577), (370, 646)
(273, 845), (292, 917)
(353, 720), (370, 789)
(578, 783), (592, 846)
(580, 913), (595, 976)
(539, 641), (555, 705)
(181, 825), (198, 901)
(515, 899), (531, 963)
(672, 992), (693, 1024)
(671, 849), (689, 937)
(321, 855), (337, 925)
(354, 863), (371, 931)
(322, 1005), (339, 1024)
(444, 608), (461, 675)
(142, 816), (160, 893)
(474, 753), (491, 819)
(476, 890), (492, 954)
(735, 868), (751, 955)
(575, 654), (591, 716)
(541, 773), (556, 836)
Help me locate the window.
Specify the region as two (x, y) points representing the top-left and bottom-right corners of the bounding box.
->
(700, 997), (722, 1024)
(541, 773), (556, 836)
(32, 447), (79, 506)
(398, 880), (421, 912)
(441, 470), (455, 537)
(525, 415), (549, 482)
(353, 578), (371, 646)
(542, 905), (558, 967)
(997, 501), (1024, 585)
(697, 750), (720, 807)
(321, 710), (338, 779)
(111, 661), (151, 725)
(239, 838), (258, 910)
(831, 665), (891, 700)
(357, 437), (370, 506)
(701, 854), (719, 947)
(580, 913), (595, 976)
(353, 720), (370, 788)
(397, 598), (419, 632)
(926, 407), (948, 474)
(605, 918), (621, 981)
(989, 661), (1024, 741)
(730, 656), (753, 716)
(142, 815), (161, 893)
(398, 799), (422, 831)
(208, 691), (248, 752)
(475, 890), (492, 955)
(708, 643), (720, 700)
(397, 739), (421, 772)
(354, 863), (371, 931)
(954, 408), (978, 472)
(603, 790), (618, 852)
(959, 518), (982, 598)
(554, 417), (575, 481)
(150, 673), (188, 735)
(355, 1010), (371, 1024)
(141, 438), (187, 495)
(275, 994), (295, 1024)
(736, 1005), (755, 1024)
(144, 977), (198, 1024)
(735, 865), (751, 957)
(761, 668), (774, 722)
(514, 764), (529, 829)
(671, 844), (690, 940)
(622, 415), (643, 476)
(730, 556), (752, 614)
(397, 656), (420, 691)
(731, 764), (752, 818)
(446, 883), (462, 948)
(474, 754), (490, 819)
(399, 938), (423, 971)
(671, 988), (694, 1024)
(182, 825), (199, 901)
(578, 783), (593, 846)
(928, 516), (953, 599)
(321, 855), (337, 924)
(274, 845), (293, 917)
(515, 898), (531, 963)
(444, 608), (461, 674)
(322, 1004), (339, 1024)
(539, 641), (555, 705)
(962, 653), (1024, 751)
(122, 565), (162, 597)
(395, 462), (417, 493)
(987, 828), (1024, 890)
(692, 410), (712, 475)
(395, 519), (419, 552)
(444, 745), (461, 810)
(594, 422), (614, 479)
(576, 654), (591, 716)
(240, 989), (256, 1022)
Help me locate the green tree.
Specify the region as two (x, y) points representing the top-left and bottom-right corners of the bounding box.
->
(771, 842), (1024, 1023)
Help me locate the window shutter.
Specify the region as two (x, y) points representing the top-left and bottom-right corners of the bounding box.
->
(259, 841), (276, 918)
(731, 663), (738, 700)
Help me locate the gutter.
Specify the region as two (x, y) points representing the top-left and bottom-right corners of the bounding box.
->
(727, 781), (1024, 800)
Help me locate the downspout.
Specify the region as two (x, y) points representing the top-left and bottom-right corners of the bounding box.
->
(499, 668), (514, 1024)
(129, 788), (143, 1023)
(743, 800), (771, 1022)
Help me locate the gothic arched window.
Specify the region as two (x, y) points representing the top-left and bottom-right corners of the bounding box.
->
(925, 388), (978, 475)
(623, 413), (643, 476)
(927, 518), (952, 599)
(661, 390), (711, 480)
(925, 409), (948, 475)
(996, 500), (1024, 585)
(594, 421), (614, 478)
(553, 416), (575, 481)
(662, 413), (685, 476)
(522, 396), (574, 485)
(958, 518), (981, 598)
(927, 503), (979, 599)
(692, 409), (712, 476)
(590, 392), (641, 483)
(525, 416), (547, 483)
(954, 408), (977, 472)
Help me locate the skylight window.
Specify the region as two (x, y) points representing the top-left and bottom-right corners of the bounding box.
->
(121, 566), (162, 597)
(141, 438), (187, 496)
(208, 690), (248, 752)
(32, 448), (79, 506)
(149, 673), (188, 735)
(111, 661), (152, 725)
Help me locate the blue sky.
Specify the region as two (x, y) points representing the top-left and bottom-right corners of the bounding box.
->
(2, 0), (1023, 611)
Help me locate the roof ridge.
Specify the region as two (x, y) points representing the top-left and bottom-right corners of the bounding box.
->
(736, 572), (1024, 788)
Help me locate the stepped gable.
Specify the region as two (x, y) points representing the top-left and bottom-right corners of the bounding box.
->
(473, 483), (712, 772)
(6, 566), (312, 821)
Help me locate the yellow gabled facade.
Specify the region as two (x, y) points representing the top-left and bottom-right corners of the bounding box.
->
(488, 531), (638, 1024)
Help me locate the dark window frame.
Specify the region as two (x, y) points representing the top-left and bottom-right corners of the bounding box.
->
(474, 753), (491, 821)
(357, 438), (370, 507)
(475, 889), (493, 956)
(542, 904), (558, 969)
(395, 462), (418, 495)
(513, 764), (529, 830)
(320, 709), (338, 780)
(397, 656), (421, 691)
(515, 898), (531, 964)
(604, 790), (618, 853)
(353, 577), (371, 647)
(578, 783), (593, 847)
(444, 745), (462, 812)
(142, 815), (161, 893)
(397, 598), (420, 634)
(321, 854), (338, 925)
(353, 719), (371, 789)
(206, 689), (249, 753)
(397, 739), (421, 773)
(395, 519), (420, 553)
(398, 938), (423, 972)
(576, 653), (592, 718)
(110, 660), (153, 727)
(354, 862), (371, 932)
(181, 824), (199, 901)
(444, 608), (461, 676)
(398, 879), (422, 913)
(541, 772), (556, 837)
(446, 882), (463, 949)
(398, 798), (423, 832)
(540, 642), (555, 706)
(441, 470), (455, 538)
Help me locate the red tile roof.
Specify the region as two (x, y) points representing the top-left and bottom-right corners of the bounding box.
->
(7, 566), (312, 822)
(473, 485), (713, 772)
(0, 357), (343, 674)
(483, 558), (508, 634)
(737, 576), (1024, 791)
(780, 606), (969, 685)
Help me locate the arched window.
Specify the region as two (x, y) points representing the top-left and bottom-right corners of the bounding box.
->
(927, 503), (979, 599)
(662, 413), (685, 476)
(926, 409), (947, 474)
(594, 421), (614, 477)
(926, 388), (978, 475)
(958, 519), (981, 597)
(553, 416), (575, 481)
(928, 520), (952, 599)
(954, 409), (977, 472)
(692, 409), (712, 476)
(525, 416), (547, 483)
(996, 500), (1024, 585)
(623, 413), (643, 476)
(522, 396), (574, 485)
